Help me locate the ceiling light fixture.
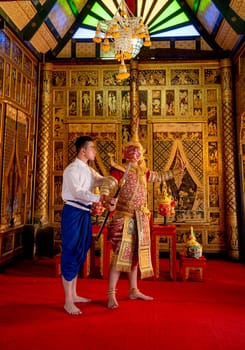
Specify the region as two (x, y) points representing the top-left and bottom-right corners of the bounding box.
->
(93, 0), (151, 80)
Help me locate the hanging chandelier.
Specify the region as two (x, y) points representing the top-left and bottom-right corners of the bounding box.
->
(93, 0), (151, 80)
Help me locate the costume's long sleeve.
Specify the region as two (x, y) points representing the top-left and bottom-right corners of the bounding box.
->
(147, 169), (175, 183)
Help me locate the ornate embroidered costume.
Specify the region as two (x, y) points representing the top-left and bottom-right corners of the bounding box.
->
(107, 162), (176, 279)
(105, 121), (185, 309)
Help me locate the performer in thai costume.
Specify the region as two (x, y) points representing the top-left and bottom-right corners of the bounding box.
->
(107, 130), (185, 309)
(61, 136), (117, 315)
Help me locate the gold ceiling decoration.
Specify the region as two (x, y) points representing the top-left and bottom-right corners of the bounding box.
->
(93, 0), (151, 80)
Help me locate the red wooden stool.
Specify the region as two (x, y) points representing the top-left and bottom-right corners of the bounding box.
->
(55, 251), (90, 278)
(100, 239), (112, 279)
(90, 226), (111, 279)
(151, 224), (177, 280)
(55, 226), (112, 279)
(179, 253), (207, 281)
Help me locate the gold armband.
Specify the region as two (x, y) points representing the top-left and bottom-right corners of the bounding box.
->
(161, 170), (174, 182)
(100, 176), (118, 197)
(148, 171), (162, 182)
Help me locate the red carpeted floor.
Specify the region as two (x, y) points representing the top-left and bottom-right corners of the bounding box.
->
(0, 257), (245, 350)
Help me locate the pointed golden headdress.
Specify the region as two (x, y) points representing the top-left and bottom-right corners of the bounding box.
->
(123, 119), (145, 160)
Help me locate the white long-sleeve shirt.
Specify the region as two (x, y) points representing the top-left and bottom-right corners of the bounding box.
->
(62, 158), (104, 210)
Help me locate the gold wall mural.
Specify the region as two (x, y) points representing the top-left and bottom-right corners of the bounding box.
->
(47, 60), (235, 255)
(0, 27), (38, 266)
(0, 25), (243, 266)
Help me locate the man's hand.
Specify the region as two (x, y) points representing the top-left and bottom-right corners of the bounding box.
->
(100, 195), (118, 211)
(108, 197), (118, 212)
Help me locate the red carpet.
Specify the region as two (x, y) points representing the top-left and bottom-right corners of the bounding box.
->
(0, 258), (245, 350)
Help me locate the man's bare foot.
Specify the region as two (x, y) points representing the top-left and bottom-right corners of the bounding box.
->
(64, 302), (82, 315)
(107, 289), (119, 309)
(129, 288), (153, 301)
(73, 295), (91, 303)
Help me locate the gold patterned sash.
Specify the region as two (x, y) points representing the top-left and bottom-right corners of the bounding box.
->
(116, 209), (153, 278)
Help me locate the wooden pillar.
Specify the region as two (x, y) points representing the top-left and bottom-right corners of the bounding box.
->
(130, 60), (140, 135)
(34, 63), (53, 225)
(220, 58), (240, 260)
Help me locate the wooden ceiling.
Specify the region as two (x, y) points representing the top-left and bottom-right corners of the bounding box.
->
(0, 0), (244, 61)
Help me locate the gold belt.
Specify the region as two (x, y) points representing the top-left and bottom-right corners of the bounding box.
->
(116, 203), (150, 217)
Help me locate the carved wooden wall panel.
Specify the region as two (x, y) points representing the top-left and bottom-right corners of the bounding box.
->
(49, 61), (227, 254)
(0, 27), (38, 265)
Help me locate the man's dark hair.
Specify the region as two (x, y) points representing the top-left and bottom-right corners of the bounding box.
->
(74, 136), (93, 154)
